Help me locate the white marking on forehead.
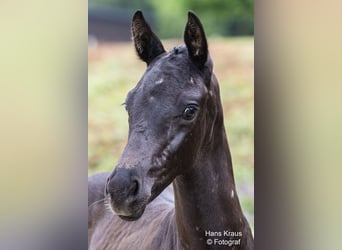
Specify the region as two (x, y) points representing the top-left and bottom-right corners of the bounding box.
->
(155, 78), (164, 85)
(231, 189), (235, 199)
(190, 77), (194, 84)
(195, 226), (199, 231)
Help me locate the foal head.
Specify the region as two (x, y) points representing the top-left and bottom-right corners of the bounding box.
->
(106, 11), (219, 220)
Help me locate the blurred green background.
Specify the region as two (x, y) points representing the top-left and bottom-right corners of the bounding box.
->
(89, 0), (253, 39)
(88, 0), (254, 231)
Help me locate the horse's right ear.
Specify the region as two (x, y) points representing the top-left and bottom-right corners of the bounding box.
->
(131, 11), (165, 65)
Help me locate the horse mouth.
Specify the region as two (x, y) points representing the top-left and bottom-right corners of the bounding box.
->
(118, 207), (145, 221)
(114, 206), (145, 221)
(108, 196), (148, 221)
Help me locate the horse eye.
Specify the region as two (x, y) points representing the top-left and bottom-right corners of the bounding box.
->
(182, 105), (198, 120)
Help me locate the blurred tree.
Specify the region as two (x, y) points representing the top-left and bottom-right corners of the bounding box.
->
(89, 0), (254, 38)
(149, 0), (254, 37)
(184, 0), (253, 36)
(89, 0), (153, 11)
(147, 0), (253, 37)
(148, 0), (187, 38)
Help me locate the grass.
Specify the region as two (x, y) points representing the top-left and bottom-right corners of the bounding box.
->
(88, 37), (254, 231)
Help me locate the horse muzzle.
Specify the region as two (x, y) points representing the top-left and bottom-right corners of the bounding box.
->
(105, 167), (151, 221)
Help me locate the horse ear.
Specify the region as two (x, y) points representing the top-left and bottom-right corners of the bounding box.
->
(131, 10), (165, 65)
(184, 11), (208, 69)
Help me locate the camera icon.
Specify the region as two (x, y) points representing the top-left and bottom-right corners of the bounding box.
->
(206, 239), (213, 245)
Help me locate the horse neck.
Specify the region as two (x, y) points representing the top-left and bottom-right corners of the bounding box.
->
(172, 97), (251, 248)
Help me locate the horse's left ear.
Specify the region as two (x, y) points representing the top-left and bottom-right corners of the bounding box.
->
(184, 11), (208, 69)
(132, 10), (165, 65)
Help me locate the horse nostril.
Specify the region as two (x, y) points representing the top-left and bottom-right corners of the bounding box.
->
(104, 175), (111, 196)
(128, 180), (139, 197)
(105, 184), (109, 196)
(107, 168), (141, 200)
